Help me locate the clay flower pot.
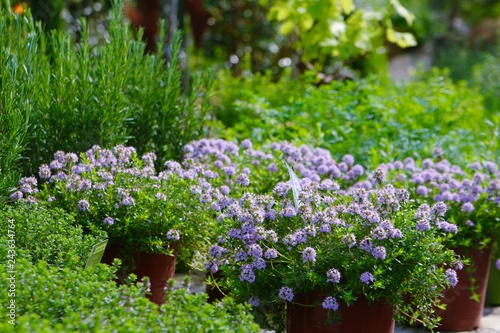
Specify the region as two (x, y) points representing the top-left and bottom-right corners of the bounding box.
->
(287, 292), (394, 333)
(437, 245), (493, 331)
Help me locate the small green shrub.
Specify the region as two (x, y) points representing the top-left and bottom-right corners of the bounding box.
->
(0, 7), (33, 203)
(0, 202), (104, 268)
(0, 0), (211, 176)
(0, 257), (260, 332)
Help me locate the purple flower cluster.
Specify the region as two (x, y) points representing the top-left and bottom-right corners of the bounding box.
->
(322, 296), (339, 311)
(278, 287), (294, 302)
(445, 268), (458, 287)
(10, 145), (215, 256)
(360, 272), (374, 285)
(380, 156), (500, 242)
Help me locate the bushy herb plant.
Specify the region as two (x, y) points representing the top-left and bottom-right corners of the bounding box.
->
(376, 150), (500, 255)
(212, 69), (492, 168)
(206, 175), (460, 329)
(0, 202), (104, 268)
(10, 145), (214, 264)
(0, 257), (260, 332)
(0, 0), (211, 176)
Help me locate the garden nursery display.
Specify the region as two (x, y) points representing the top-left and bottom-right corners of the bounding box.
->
(1, 0), (500, 332)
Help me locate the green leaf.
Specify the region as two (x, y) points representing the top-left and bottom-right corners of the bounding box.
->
(279, 19), (296, 35)
(386, 28), (417, 48)
(339, 0), (355, 14)
(389, 0), (415, 26)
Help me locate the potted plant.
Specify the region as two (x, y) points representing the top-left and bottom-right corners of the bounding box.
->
(205, 171), (460, 332)
(182, 138), (366, 301)
(377, 151), (500, 331)
(10, 145), (214, 305)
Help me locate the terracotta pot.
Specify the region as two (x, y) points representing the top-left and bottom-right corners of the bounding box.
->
(100, 243), (122, 266)
(206, 271), (226, 303)
(133, 249), (178, 306)
(437, 245), (493, 331)
(100, 243), (177, 305)
(287, 292), (394, 333)
(485, 258), (500, 306)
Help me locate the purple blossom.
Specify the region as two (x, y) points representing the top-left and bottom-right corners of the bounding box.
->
(10, 191), (23, 202)
(223, 166), (236, 176)
(200, 193), (212, 203)
(235, 251), (248, 262)
(389, 228), (403, 238)
(436, 221), (458, 234)
(248, 244), (263, 259)
(278, 287), (294, 302)
(103, 217), (114, 225)
(496, 259), (500, 271)
(433, 147), (444, 159)
(78, 200), (90, 211)
(319, 224), (331, 233)
(372, 246), (387, 260)
(205, 261), (219, 273)
(371, 227), (387, 240)
(166, 230), (180, 241)
(342, 234), (356, 248)
(373, 167), (386, 184)
(240, 264), (255, 283)
(294, 230), (307, 244)
(360, 272), (374, 285)
(416, 219), (431, 232)
(416, 185), (428, 196)
(209, 245), (226, 258)
(220, 185), (230, 195)
(280, 206), (297, 218)
(342, 154), (355, 166)
(461, 202), (474, 213)
(241, 139), (252, 149)
(236, 173), (250, 186)
(393, 161), (404, 170)
(268, 163), (278, 172)
(432, 202), (447, 216)
(121, 196), (135, 206)
(302, 247), (317, 263)
(264, 248), (278, 259)
(78, 179), (92, 191)
(203, 170), (217, 179)
(322, 296), (339, 311)
(38, 164), (51, 179)
(359, 238), (373, 252)
(446, 269), (458, 287)
(141, 152), (156, 167)
(156, 193), (167, 201)
(248, 296), (260, 307)
(49, 160), (63, 169)
(352, 165), (364, 176)
(326, 268), (341, 283)
(253, 258), (266, 270)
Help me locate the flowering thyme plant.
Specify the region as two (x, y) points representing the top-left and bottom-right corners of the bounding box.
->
(206, 178), (460, 329)
(183, 138), (366, 205)
(375, 151), (500, 256)
(11, 145), (213, 262)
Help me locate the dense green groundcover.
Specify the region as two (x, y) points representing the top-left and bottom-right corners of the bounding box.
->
(0, 258), (260, 333)
(212, 68), (498, 168)
(0, 203), (260, 333)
